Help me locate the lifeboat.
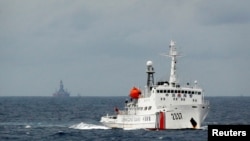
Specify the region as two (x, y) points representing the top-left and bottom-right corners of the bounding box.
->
(129, 87), (141, 99)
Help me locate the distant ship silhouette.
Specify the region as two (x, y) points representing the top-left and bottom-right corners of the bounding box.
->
(53, 80), (70, 97)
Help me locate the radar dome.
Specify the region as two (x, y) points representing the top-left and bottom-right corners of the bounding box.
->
(146, 61), (153, 66)
(194, 80), (198, 84)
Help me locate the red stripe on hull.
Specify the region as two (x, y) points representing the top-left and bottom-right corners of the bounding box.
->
(159, 112), (165, 129)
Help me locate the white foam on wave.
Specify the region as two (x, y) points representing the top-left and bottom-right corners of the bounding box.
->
(25, 125), (31, 128)
(69, 122), (111, 130)
(123, 127), (142, 130)
(200, 125), (208, 130)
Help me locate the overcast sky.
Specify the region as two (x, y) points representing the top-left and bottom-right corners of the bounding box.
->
(0, 0), (250, 97)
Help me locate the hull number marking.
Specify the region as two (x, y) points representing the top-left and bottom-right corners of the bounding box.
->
(171, 113), (183, 120)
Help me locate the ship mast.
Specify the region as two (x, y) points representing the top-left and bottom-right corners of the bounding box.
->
(146, 60), (155, 90)
(145, 60), (155, 97)
(168, 40), (179, 87)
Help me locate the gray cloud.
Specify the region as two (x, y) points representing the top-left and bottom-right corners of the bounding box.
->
(0, 0), (250, 96)
(195, 0), (250, 25)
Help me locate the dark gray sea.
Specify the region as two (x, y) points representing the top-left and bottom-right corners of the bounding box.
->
(0, 96), (250, 141)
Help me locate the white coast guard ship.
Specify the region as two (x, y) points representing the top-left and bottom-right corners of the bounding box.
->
(100, 40), (210, 130)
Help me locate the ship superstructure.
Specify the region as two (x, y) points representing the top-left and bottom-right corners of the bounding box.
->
(100, 40), (210, 130)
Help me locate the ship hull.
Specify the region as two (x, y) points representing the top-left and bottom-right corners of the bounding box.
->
(100, 103), (209, 130)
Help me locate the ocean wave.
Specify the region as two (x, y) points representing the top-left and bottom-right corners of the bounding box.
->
(69, 122), (111, 130)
